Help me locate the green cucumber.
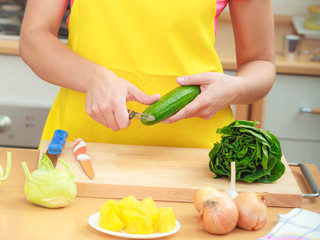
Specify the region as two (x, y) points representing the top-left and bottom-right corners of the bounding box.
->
(141, 85), (201, 125)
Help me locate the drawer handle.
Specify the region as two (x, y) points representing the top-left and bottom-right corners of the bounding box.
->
(300, 107), (320, 114)
(289, 163), (320, 198)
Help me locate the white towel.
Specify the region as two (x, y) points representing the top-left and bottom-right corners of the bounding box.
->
(257, 208), (320, 240)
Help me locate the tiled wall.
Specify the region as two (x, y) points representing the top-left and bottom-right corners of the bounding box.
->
(272, 0), (320, 16)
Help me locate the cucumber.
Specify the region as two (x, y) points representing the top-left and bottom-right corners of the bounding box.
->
(141, 85), (201, 125)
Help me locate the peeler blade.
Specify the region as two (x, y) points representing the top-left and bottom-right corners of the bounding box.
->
(128, 109), (155, 121)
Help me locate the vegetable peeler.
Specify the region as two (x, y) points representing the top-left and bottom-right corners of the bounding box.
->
(128, 109), (155, 121)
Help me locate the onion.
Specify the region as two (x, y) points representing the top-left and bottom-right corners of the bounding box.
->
(193, 187), (229, 213)
(233, 192), (267, 231)
(199, 196), (238, 235)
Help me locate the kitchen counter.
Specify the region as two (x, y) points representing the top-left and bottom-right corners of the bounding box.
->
(0, 38), (19, 55)
(0, 147), (319, 240)
(220, 54), (320, 76)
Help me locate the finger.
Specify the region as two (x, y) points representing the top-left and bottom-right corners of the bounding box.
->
(87, 99), (121, 131)
(163, 98), (200, 124)
(87, 105), (111, 129)
(86, 98), (105, 126)
(177, 72), (221, 86)
(103, 110), (121, 131)
(128, 86), (160, 105)
(113, 99), (131, 129)
(163, 90), (217, 123)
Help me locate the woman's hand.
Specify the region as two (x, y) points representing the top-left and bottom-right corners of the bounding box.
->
(86, 69), (160, 131)
(163, 72), (240, 123)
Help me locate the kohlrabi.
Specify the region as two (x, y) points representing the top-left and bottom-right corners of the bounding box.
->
(21, 153), (77, 208)
(0, 151), (11, 188)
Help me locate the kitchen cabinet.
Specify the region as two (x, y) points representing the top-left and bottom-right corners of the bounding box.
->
(263, 74), (320, 169)
(0, 54), (59, 107)
(0, 54), (59, 148)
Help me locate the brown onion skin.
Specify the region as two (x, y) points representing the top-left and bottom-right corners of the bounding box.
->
(199, 196), (239, 235)
(234, 192), (267, 231)
(193, 187), (229, 213)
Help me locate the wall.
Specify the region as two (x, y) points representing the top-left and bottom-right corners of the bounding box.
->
(272, 0), (320, 16)
(224, 0), (319, 16)
(219, 1), (320, 59)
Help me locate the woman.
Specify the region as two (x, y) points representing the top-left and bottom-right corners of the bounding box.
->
(19, 0), (275, 149)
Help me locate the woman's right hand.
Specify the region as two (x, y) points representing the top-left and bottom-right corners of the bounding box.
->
(85, 69), (160, 131)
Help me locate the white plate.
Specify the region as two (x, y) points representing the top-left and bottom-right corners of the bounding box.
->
(88, 212), (181, 239)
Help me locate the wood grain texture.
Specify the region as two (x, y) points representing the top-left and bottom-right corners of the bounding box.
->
(40, 140), (302, 207)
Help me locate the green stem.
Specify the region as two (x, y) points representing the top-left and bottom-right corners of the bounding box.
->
(58, 158), (74, 178)
(0, 151), (12, 181)
(0, 165), (3, 179)
(21, 161), (31, 180)
(39, 153), (54, 170)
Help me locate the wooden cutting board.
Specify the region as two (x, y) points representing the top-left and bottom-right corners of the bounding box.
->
(39, 140), (302, 207)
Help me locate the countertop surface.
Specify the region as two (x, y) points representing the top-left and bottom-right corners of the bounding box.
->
(0, 147), (319, 240)
(0, 38), (19, 55)
(220, 53), (320, 76)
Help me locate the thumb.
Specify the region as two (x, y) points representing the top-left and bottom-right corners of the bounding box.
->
(176, 72), (216, 86)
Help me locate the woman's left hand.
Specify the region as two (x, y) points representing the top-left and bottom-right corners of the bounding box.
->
(163, 72), (240, 123)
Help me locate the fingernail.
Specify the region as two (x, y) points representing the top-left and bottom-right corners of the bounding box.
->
(177, 77), (185, 84)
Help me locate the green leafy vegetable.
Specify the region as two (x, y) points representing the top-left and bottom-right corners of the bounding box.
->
(209, 120), (285, 183)
(0, 151), (12, 188)
(21, 153), (77, 208)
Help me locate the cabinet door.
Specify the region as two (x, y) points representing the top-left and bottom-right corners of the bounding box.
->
(0, 55), (59, 107)
(279, 139), (320, 170)
(263, 74), (320, 166)
(263, 74), (320, 141)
